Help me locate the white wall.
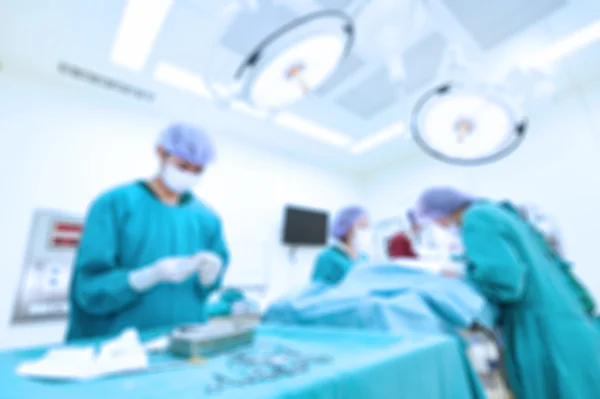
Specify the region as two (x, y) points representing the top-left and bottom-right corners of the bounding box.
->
(0, 70), (361, 349)
(363, 84), (600, 300)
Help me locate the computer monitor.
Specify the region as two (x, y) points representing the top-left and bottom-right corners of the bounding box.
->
(282, 205), (328, 246)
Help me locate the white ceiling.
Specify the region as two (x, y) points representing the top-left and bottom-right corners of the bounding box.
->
(1, 0), (600, 174)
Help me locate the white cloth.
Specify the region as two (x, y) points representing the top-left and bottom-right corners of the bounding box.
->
(17, 329), (149, 381)
(391, 258), (443, 273)
(143, 335), (170, 353)
(17, 347), (97, 380)
(231, 299), (261, 316)
(232, 301), (251, 316)
(389, 257), (466, 278)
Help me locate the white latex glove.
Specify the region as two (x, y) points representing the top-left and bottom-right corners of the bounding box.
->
(155, 258), (197, 283)
(193, 252), (223, 287)
(128, 257), (197, 292)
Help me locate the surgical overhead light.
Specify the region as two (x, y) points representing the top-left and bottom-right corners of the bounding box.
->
(209, 9), (354, 110)
(411, 84), (527, 166)
(248, 33), (346, 109)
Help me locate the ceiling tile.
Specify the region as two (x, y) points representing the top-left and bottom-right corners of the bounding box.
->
(444, 0), (567, 49)
(336, 67), (397, 119)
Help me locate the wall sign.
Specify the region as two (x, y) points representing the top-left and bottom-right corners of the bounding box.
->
(11, 209), (83, 324)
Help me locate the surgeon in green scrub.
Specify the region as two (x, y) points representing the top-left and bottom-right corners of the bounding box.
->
(311, 206), (370, 286)
(66, 123), (230, 341)
(416, 187), (600, 399)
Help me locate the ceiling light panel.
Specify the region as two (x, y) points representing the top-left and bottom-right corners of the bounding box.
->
(273, 112), (352, 148)
(350, 121), (405, 154)
(153, 61), (213, 99)
(111, 0), (173, 71)
(230, 100), (269, 119)
(524, 20), (600, 67)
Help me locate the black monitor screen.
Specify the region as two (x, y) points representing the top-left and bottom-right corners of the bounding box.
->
(282, 206), (328, 246)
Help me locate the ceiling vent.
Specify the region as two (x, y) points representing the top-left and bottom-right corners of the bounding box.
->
(57, 62), (155, 102)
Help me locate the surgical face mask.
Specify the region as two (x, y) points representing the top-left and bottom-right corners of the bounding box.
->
(161, 163), (201, 193)
(353, 228), (374, 257)
(409, 227), (422, 244)
(447, 223), (461, 237)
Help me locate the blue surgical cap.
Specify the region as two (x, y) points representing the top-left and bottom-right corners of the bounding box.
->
(331, 206), (367, 239)
(416, 187), (476, 222)
(157, 123), (215, 166)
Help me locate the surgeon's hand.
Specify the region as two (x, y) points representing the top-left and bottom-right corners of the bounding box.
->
(441, 269), (462, 279)
(155, 258), (198, 283)
(128, 257), (197, 292)
(192, 252), (223, 287)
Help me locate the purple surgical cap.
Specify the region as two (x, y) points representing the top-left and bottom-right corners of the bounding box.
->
(416, 187), (476, 222)
(331, 206), (367, 239)
(157, 123), (216, 166)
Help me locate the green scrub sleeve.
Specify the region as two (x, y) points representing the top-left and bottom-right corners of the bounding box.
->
(463, 211), (528, 304)
(72, 196), (140, 316)
(312, 252), (346, 285)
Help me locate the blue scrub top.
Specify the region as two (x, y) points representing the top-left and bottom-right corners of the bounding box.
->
(66, 181), (230, 341)
(311, 245), (362, 286)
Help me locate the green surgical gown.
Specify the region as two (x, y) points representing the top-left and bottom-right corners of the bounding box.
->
(462, 202), (600, 399)
(500, 201), (597, 318)
(311, 246), (361, 285)
(66, 182), (230, 341)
